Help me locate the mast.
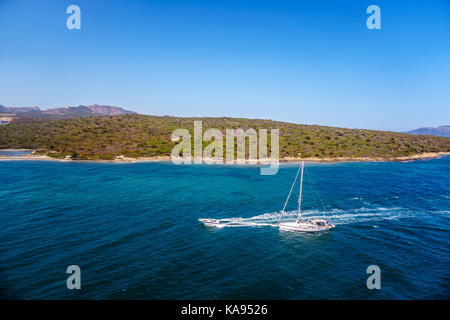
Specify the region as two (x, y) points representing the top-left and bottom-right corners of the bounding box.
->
(296, 161), (304, 223)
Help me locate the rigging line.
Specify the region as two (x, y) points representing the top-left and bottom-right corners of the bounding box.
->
(307, 168), (326, 213)
(300, 165), (320, 215)
(279, 164), (302, 221)
(308, 173), (321, 215)
(305, 166), (328, 220)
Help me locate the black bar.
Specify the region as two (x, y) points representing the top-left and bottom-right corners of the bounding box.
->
(1, 300), (447, 318)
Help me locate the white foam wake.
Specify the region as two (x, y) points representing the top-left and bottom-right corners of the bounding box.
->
(200, 206), (411, 228)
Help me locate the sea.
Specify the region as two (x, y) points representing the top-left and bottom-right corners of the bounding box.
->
(0, 156), (449, 299)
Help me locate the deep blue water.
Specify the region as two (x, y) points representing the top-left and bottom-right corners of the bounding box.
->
(0, 157), (449, 299)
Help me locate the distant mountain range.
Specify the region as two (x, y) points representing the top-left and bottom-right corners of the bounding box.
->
(0, 104), (136, 122)
(405, 126), (450, 138)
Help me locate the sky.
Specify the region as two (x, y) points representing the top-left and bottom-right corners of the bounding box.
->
(0, 0), (449, 131)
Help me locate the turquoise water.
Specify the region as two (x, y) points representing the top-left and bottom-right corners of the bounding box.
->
(0, 158), (449, 299)
(0, 150), (32, 157)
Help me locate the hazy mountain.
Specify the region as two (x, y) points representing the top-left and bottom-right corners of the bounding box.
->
(0, 105), (41, 113)
(405, 126), (450, 138)
(83, 104), (135, 116)
(0, 104), (137, 120)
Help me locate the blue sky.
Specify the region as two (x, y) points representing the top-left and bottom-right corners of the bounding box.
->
(0, 0), (449, 131)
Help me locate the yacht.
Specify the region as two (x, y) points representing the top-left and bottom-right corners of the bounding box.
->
(277, 162), (334, 233)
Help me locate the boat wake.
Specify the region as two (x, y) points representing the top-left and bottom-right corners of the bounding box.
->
(200, 206), (415, 228)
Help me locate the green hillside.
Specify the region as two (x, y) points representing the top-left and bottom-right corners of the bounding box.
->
(0, 115), (449, 160)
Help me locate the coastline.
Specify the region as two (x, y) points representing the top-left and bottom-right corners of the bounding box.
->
(278, 152), (450, 163)
(0, 150), (449, 164)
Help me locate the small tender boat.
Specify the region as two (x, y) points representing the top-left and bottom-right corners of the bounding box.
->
(277, 162), (334, 233)
(199, 218), (226, 228)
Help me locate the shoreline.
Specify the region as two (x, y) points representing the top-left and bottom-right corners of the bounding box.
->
(0, 150), (449, 164)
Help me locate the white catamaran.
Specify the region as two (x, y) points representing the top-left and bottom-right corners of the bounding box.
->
(277, 162), (334, 233)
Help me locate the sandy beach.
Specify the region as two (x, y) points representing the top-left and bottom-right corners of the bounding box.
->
(1, 150), (449, 164)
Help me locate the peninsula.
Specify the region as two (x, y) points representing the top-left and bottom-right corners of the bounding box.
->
(1, 114), (449, 163)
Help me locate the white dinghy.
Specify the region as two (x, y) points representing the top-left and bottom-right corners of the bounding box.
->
(198, 218), (225, 228)
(278, 162), (334, 233)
